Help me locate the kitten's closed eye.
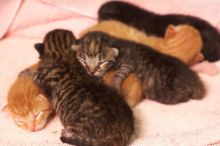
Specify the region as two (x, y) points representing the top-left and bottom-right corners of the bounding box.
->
(34, 112), (43, 120)
(14, 118), (23, 125)
(79, 57), (109, 76)
(12, 110), (51, 132)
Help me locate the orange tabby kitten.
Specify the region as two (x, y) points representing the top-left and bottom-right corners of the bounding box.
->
(3, 70), (53, 132)
(103, 70), (142, 107)
(80, 20), (203, 65)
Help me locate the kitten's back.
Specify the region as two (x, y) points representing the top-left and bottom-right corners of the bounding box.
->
(162, 24), (203, 65)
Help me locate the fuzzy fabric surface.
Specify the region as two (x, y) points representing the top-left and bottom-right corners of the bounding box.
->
(0, 0), (220, 146)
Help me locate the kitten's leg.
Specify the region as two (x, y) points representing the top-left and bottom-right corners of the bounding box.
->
(112, 64), (133, 92)
(61, 128), (73, 138)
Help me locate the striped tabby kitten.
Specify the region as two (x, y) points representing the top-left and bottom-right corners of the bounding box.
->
(73, 31), (206, 104)
(25, 29), (134, 146)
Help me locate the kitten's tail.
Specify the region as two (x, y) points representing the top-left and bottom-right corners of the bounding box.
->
(60, 135), (121, 146)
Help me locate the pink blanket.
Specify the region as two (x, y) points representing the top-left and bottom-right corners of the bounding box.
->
(1, 0), (220, 145)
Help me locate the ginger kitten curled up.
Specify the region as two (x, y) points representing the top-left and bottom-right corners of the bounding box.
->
(24, 29), (134, 146)
(74, 31), (206, 104)
(3, 75), (53, 132)
(80, 20), (203, 65)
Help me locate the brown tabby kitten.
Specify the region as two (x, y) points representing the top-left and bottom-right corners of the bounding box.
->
(2, 74), (53, 132)
(73, 31), (206, 104)
(80, 20), (203, 65)
(24, 29), (134, 146)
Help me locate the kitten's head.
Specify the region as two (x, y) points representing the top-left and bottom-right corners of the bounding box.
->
(165, 24), (202, 45)
(34, 29), (76, 59)
(165, 24), (203, 64)
(72, 32), (119, 76)
(3, 77), (53, 132)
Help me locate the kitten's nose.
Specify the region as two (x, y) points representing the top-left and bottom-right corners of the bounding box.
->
(90, 70), (95, 75)
(28, 122), (36, 132)
(30, 126), (35, 132)
(89, 67), (96, 75)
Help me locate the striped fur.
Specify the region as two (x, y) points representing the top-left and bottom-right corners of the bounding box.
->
(76, 31), (206, 104)
(30, 29), (134, 146)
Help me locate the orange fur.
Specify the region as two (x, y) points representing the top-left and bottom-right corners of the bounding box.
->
(80, 20), (203, 65)
(3, 69), (53, 132)
(103, 70), (142, 107)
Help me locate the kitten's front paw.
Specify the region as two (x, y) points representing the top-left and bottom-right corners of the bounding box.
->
(111, 77), (122, 93)
(61, 128), (72, 138)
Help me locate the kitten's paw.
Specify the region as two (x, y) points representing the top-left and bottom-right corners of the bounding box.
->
(111, 77), (122, 93)
(61, 128), (72, 138)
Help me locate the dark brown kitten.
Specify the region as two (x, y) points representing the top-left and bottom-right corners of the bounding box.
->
(74, 31), (206, 104)
(98, 1), (220, 62)
(26, 29), (134, 146)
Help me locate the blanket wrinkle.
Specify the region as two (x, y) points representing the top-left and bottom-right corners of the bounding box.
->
(0, 0), (23, 39)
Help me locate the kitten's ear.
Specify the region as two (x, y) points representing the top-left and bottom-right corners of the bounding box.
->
(37, 94), (48, 101)
(2, 105), (8, 113)
(111, 47), (119, 57)
(34, 43), (44, 58)
(165, 24), (177, 38)
(1, 105), (9, 118)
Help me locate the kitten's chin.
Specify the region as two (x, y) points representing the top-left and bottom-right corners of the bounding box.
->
(34, 121), (47, 131)
(94, 72), (105, 77)
(86, 70), (103, 77)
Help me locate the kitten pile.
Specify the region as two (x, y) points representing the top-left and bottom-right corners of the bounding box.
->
(21, 29), (134, 146)
(7, 1), (220, 145)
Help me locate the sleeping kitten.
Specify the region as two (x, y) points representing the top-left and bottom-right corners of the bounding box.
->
(98, 1), (220, 62)
(2, 74), (53, 132)
(80, 20), (203, 65)
(73, 31), (206, 104)
(24, 29), (134, 146)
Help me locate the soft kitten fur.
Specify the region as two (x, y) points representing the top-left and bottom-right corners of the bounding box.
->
(103, 70), (142, 107)
(25, 29), (134, 146)
(74, 31), (206, 104)
(80, 20), (203, 65)
(2, 74), (53, 132)
(98, 1), (220, 62)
